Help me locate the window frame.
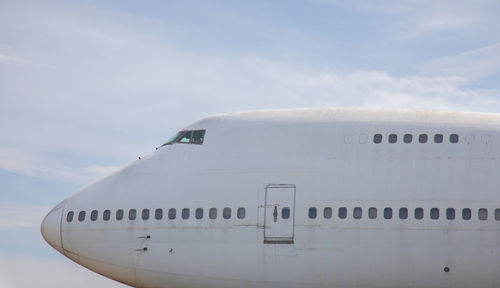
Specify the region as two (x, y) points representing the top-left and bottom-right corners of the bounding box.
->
(462, 208), (471, 220)
(116, 209), (124, 221)
(399, 207), (408, 220)
(419, 134), (428, 143)
(142, 209), (150, 220)
(103, 209), (111, 221)
(430, 208), (439, 220)
(388, 134), (397, 144)
(383, 207), (393, 219)
(323, 207), (332, 219)
(338, 207), (347, 219)
(368, 207), (377, 219)
(209, 208), (217, 219)
(403, 134), (412, 143)
(308, 207), (317, 219)
(353, 207), (362, 219)
(129, 209), (137, 220)
(182, 208), (190, 220)
(66, 211), (74, 222)
(155, 208), (163, 220)
(237, 207), (246, 219)
(78, 211), (86, 222)
(415, 207), (424, 220)
(478, 208), (488, 220)
(168, 208), (177, 220)
(195, 208), (204, 220)
(446, 208), (455, 220)
(282, 207), (291, 219)
(223, 207), (231, 219)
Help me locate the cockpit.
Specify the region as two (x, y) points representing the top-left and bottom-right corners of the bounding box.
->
(161, 130), (206, 146)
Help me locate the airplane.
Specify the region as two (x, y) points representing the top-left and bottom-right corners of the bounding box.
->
(41, 108), (500, 288)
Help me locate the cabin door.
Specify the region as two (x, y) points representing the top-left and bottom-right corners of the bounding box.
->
(264, 184), (295, 244)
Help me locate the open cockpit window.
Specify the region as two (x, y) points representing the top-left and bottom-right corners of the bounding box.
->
(161, 130), (206, 146)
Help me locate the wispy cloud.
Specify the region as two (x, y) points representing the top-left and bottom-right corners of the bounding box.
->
(419, 42), (500, 81)
(0, 202), (49, 230)
(0, 0), (499, 187)
(0, 147), (119, 185)
(0, 256), (128, 288)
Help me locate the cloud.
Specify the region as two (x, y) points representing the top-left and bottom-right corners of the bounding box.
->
(419, 42), (500, 81)
(0, 0), (499, 187)
(0, 53), (15, 63)
(0, 202), (49, 230)
(0, 147), (119, 185)
(0, 256), (128, 288)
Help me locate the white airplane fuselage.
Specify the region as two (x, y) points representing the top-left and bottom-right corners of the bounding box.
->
(42, 108), (500, 288)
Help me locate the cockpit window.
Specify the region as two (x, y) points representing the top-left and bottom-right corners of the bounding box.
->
(161, 130), (206, 147)
(178, 131), (192, 143)
(191, 130), (205, 144)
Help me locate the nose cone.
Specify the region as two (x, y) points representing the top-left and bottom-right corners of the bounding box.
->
(41, 205), (64, 254)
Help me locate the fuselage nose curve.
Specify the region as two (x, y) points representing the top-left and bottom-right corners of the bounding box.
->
(41, 202), (65, 254)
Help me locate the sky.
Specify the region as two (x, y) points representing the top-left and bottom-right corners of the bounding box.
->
(1, 0), (500, 287)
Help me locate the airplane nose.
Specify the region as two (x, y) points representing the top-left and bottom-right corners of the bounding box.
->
(41, 204), (64, 254)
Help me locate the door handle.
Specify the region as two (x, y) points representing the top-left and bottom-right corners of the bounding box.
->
(273, 206), (278, 222)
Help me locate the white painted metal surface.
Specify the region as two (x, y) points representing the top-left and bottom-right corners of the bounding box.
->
(41, 108), (500, 288)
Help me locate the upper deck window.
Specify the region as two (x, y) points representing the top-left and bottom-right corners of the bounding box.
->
(388, 134), (397, 143)
(450, 134), (459, 143)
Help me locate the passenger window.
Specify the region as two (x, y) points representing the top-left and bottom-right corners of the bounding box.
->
(142, 209), (149, 220)
(308, 207), (317, 219)
(103, 210), (110, 221)
(446, 208), (455, 220)
(415, 207), (424, 219)
(479, 208), (488, 220)
(404, 134), (412, 143)
(78, 211), (86, 222)
(450, 134), (459, 143)
(191, 130), (205, 144)
(338, 207), (347, 219)
(66, 211), (74, 222)
(373, 134), (382, 144)
(223, 207), (231, 219)
(368, 207), (377, 219)
(434, 134), (443, 143)
(462, 208), (471, 220)
(353, 207), (362, 219)
(209, 208), (217, 219)
(282, 207), (290, 219)
(91, 210), (98, 221)
(182, 208), (190, 219)
(195, 208), (203, 219)
(419, 134), (428, 143)
(168, 208), (176, 220)
(399, 207), (408, 220)
(384, 207), (392, 219)
(178, 131), (192, 143)
(430, 208), (439, 219)
(495, 209), (500, 221)
(129, 209), (137, 220)
(116, 209), (124, 220)
(388, 134), (397, 143)
(323, 207), (332, 219)
(155, 208), (163, 220)
(237, 207), (246, 219)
